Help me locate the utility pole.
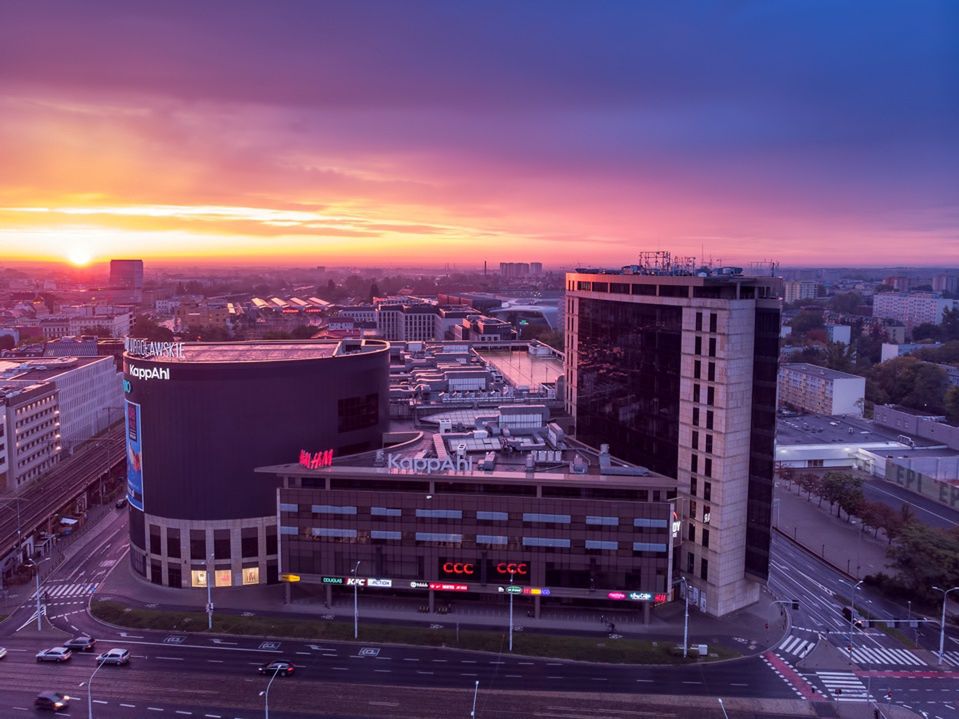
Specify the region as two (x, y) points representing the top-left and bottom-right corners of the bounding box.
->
(680, 577), (689, 658)
(933, 585), (959, 665)
(469, 679), (479, 718)
(207, 555), (214, 630)
(508, 572), (514, 653)
(353, 560), (361, 640)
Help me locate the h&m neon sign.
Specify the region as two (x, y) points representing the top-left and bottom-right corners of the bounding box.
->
(299, 449), (334, 469)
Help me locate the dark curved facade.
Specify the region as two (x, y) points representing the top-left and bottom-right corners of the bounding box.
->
(123, 340), (389, 589)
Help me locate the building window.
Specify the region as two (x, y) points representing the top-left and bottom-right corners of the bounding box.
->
(215, 569), (232, 587)
(694, 336), (702, 355)
(705, 435), (713, 454)
(695, 312), (703, 331)
(689, 501), (697, 520)
(523, 537), (571, 548)
(241, 532), (258, 558)
(416, 508), (463, 519)
(242, 567), (259, 585)
(371, 530), (401, 541)
(690, 476), (697, 497)
(707, 362), (715, 382)
(371, 507), (402, 517)
(694, 359), (701, 379)
(704, 457), (712, 477)
(690, 453), (698, 474)
(687, 523), (695, 542)
(686, 552), (694, 573)
(703, 506), (711, 524)
(692, 407), (700, 426)
(415, 532), (463, 544)
(702, 529), (710, 549)
(279, 503), (298, 513)
(700, 558), (709, 581)
(337, 393), (380, 432)
(691, 431), (699, 450)
(476, 534), (508, 545)
(311, 528), (357, 539)
(522, 513), (571, 524)
(693, 384), (701, 403)
(708, 337), (717, 357)
(633, 517), (668, 528)
(706, 411), (714, 430)
(191, 570), (208, 588)
(633, 542), (667, 553)
(709, 313), (718, 333)
(476, 511), (508, 521)
(585, 515), (618, 526)
(707, 386), (715, 406)
(279, 526), (298, 535)
(190, 531), (206, 561)
(585, 540), (618, 550)
(703, 481), (712, 502)
(313, 505), (358, 515)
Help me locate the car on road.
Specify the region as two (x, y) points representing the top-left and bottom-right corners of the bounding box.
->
(64, 635), (96, 652)
(257, 660), (295, 676)
(96, 648), (130, 665)
(36, 647), (73, 663)
(34, 691), (70, 712)
(0, 646), (6, 659)
(115, 497), (128, 509)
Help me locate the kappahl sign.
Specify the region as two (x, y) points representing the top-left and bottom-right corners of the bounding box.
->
(387, 455), (472, 473)
(129, 365), (170, 381)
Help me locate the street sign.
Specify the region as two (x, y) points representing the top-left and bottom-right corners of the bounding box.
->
(280, 573), (301, 583)
(506, 585), (522, 594)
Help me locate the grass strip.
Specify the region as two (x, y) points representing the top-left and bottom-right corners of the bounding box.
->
(91, 599), (737, 664)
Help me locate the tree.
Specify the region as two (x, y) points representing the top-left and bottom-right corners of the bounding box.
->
(912, 323), (943, 341)
(289, 324), (318, 339)
(829, 291), (864, 315)
(946, 386), (959, 425)
(867, 356), (949, 414)
(79, 325), (113, 338)
(822, 341), (855, 373)
(790, 310), (825, 336)
(837, 482), (865, 522)
(820, 472), (847, 516)
(887, 523), (959, 599)
(180, 324), (229, 341)
(368, 282), (381, 302)
(130, 316), (174, 342)
(943, 307), (959, 342)
(0, 334), (14, 351)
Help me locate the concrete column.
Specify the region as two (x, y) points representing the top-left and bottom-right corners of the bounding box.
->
(643, 602), (651, 624)
(284, 581), (291, 605)
(534, 595), (541, 619)
(428, 589), (435, 612)
(325, 584), (332, 607)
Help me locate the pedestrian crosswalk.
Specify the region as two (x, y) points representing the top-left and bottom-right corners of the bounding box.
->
(777, 634), (815, 659)
(839, 645), (924, 666)
(939, 651), (959, 667)
(815, 671), (870, 702)
(32, 582), (98, 600)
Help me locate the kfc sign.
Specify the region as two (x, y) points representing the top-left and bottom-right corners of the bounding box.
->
(495, 562), (529, 576)
(442, 561), (475, 576)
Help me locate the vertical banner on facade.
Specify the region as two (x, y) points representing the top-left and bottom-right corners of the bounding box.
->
(125, 400), (144, 510)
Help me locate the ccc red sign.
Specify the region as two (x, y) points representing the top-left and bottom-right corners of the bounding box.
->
(496, 562), (528, 576)
(442, 562), (475, 575)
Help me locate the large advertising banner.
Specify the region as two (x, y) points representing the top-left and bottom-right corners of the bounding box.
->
(125, 400), (144, 510)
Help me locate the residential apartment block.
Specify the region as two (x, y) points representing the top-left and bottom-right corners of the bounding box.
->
(873, 292), (956, 329)
(778, 363), (865, 417)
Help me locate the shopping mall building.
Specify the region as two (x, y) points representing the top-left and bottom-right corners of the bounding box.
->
(122, 339), (390, 589)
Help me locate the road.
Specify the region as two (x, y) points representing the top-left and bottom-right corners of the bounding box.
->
(863, 478), (959, 530)
(769, 532), (959, 718)
(0, 511), (806, 718)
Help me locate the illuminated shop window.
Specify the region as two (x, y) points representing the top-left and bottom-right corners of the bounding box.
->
(215, 570), (232, 587)
(242, 567), (259, 585)
(191, 570), (208, 588)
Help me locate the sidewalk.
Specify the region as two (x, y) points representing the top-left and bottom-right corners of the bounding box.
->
(774, 480), (893, 579)
(98, 556), (788, 656)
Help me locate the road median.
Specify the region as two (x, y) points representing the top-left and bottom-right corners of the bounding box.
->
(90, 598), (738, 665)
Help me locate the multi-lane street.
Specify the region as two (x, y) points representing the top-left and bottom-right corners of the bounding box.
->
(2, 505), (958, 718)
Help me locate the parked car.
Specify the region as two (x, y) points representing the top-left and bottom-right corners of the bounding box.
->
(64, 635), (96, 652)
(36, 647), (72, 663)
(34, 691), (70, 712)
(257, 660), (295, 676)
(115, 497), (128, 509)
(96, 648), (130, 666)
(0, 646), (7, 659)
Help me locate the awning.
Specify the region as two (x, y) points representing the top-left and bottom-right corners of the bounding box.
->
(59, 517), (79, 526)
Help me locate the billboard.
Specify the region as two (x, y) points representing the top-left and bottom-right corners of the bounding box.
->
(125, 400), (144, 510)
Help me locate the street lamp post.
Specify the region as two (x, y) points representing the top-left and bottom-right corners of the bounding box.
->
(259, 664), (282, 719)
(207, 555), (214, 631)
(849, 579), (864, 663)
(352, 560), (361, 640)
(932, 585), (959, 665)
(469, 679), (479, 718)
(24, 558), (45, 631)
(717, 698), (729, 719)
(508, 572), (514, 653)
(81, 656), (107, 719)
(680, 577), (689, 659)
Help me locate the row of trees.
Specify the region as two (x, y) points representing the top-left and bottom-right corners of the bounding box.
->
(781, 469), (959, 601)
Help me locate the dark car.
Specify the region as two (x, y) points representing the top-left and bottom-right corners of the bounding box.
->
(257, 660), (295, 676)
(34, 691), (70, 711)
(64, 635), (96, 652)
(115, 497), (128, 509)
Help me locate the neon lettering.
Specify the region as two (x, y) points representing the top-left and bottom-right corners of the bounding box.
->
(387, 454), (472, 473)
(128, 365), (170, 381)
(495, 562), (528, 575)
(299, 449), (334, 469)
(442, 562), (475, 575)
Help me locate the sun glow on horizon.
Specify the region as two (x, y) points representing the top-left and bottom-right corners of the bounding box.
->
(66, 244), (94, 266)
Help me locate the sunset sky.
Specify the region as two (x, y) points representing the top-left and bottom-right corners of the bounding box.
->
(0, 1), (956, 267)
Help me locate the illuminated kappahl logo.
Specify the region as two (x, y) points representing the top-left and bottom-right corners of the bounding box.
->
(387, 455), (472, 473)
(129, 365), (170, 381)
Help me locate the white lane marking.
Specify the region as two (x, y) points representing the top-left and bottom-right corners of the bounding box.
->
(121, 704), (136, 709)
(94, 700), (108, 704)
(157, 656), (184, 661)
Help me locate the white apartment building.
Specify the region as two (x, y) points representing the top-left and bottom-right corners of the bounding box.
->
(375, 301), (439, 341)
(0, 356), (123, 453)
(778, 363), (865, 417)
(0, 380), (61, 492)
(872, 292), (956, 329)
(826, 324), (851, 345)
(783, 280), (819, 304)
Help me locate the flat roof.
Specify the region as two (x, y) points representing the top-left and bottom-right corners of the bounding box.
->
(131, 339), (387, 363)
(781, 362), (865, 381)
(776, 413), (940, 447)
(0, 355), (110, 381)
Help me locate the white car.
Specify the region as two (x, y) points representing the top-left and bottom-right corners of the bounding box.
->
(0, 647), (7, 659)
(36, 647), (72, 663)
(96, 648), (130, 666)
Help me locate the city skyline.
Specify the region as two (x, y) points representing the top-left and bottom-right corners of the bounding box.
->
(0, 1), (956, 267)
